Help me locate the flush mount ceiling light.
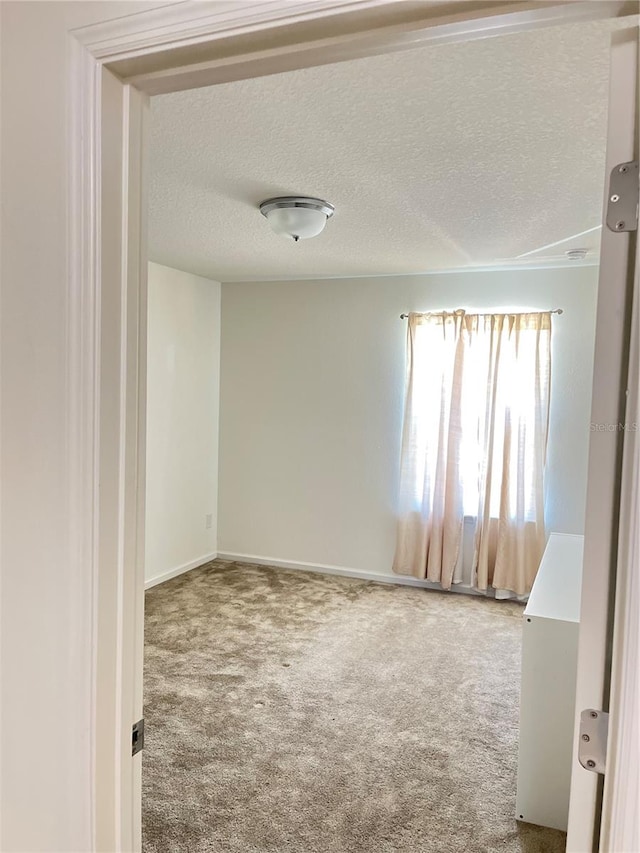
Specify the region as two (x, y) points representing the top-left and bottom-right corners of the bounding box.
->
(259, 196), (335, 242)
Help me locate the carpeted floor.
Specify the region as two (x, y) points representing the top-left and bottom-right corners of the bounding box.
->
(143, 559), (566, 853)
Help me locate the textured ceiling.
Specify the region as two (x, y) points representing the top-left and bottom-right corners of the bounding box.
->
(149, 18), (625, 282)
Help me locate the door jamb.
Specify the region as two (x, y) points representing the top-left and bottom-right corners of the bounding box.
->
(565, 29), (639, 853)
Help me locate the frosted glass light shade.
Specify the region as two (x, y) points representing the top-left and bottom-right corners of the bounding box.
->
(259, 197), (335, 241)
(266, 206), (327, 240)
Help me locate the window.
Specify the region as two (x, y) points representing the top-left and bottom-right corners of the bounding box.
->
(393, 309), (552, 596)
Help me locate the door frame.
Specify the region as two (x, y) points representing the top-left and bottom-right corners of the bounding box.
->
(566, 29), (639, 853)
(66, 1), (638, 849)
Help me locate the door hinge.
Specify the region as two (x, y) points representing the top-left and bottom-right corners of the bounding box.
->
(606, 161), (638, 233)
(132, 718), (144, 756)
(578, 709), (608, 774)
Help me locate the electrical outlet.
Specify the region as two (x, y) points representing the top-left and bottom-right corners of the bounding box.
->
(205, 514), (213, 530)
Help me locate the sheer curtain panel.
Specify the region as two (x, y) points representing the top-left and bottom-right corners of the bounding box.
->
(392, 310), (552, 597)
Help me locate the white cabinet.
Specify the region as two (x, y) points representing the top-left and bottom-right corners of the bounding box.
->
(515, 533), (584, 831)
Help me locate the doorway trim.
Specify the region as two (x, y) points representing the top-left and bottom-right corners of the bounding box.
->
(66, 2), (638, 850)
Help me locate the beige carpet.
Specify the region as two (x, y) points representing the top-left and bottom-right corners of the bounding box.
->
(142, 559), (566, 853)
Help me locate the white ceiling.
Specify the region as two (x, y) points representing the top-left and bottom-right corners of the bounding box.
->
(149, 18), (625, 283)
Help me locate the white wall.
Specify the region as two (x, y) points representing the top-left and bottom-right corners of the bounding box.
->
(0, 3), (174, 851)
(145, 263), (221, 586)
(218, 266), (598, 577)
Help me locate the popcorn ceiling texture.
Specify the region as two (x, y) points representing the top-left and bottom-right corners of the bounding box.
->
(148, 19), (618, 282)
(142, 559), (566, 853)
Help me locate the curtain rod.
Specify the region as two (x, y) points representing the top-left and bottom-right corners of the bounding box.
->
(399, 308), (563, 319)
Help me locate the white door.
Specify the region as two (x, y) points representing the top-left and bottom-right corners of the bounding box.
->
(566, 27), (639, 853)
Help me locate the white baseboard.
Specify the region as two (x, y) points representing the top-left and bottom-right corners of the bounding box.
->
(145, 552), (218, 590)
(215, 551), (487, 596)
